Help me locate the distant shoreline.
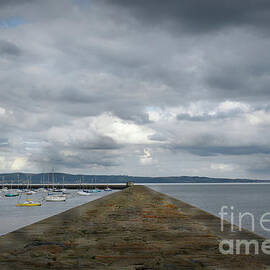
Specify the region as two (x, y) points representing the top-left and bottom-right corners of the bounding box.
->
(1, 172), (269, 184)
(142, 182), (270, 185)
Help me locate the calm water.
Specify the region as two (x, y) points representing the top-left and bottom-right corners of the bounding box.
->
(149, 184), (270, 238)
(0, 190), (117, 236)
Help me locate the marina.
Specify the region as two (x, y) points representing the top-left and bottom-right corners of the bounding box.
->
(0, 183), (127, 190)
(0, 187), (118, 236)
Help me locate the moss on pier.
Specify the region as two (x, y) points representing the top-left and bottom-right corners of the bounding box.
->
(0, 186), (269, 269)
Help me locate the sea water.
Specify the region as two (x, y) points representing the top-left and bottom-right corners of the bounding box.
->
(0, 190), (117, 236)
(149, 184), (270, 238)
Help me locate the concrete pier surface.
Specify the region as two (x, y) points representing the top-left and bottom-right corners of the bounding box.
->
(0, 186), (269, 269)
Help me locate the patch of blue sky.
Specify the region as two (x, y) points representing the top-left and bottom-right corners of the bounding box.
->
(0, 17), (25, 28)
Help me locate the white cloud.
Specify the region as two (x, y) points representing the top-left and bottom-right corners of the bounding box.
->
(210, 163), (235, 172)
(0, 156), (28, 172)
(140, 148), (154, 165)
(0, 156), (9, 171)
(93, 113), (156, 144)
(217, 101), (250, 113)
(11, 157), (27, 171)
(0, 106), (6, 116)
(246, 110), (270, 126)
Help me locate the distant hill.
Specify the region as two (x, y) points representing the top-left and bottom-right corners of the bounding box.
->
(0, 173), (269, 184)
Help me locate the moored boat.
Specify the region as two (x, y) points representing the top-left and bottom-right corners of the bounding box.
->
(25, 190), (37, 195)
(90, 188), (101, 193)
(16, 199), (41, 207)
(46, 195), (66, 202)
(5, 193), (19, 197)
(53, 188), (62, 193)
(77, 190), (92, 196)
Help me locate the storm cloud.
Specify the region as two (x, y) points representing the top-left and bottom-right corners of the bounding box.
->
(0, 0), (270, 179)
(110, 0), (270, 33)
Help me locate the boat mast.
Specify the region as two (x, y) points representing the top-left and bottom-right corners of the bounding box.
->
(52, 168), (54, 189)
(27, 175), (29, 190)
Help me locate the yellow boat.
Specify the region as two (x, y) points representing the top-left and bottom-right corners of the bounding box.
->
(16, 199), (41, 207)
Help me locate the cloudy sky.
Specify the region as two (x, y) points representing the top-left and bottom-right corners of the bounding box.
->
(1, 0), (270, 179)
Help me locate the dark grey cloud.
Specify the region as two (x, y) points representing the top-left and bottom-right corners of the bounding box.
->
(0, 40), (21, 56)
(59, 88), (103, 104)
(29, 146), (120, 172)
(177, 113), (214, 122)
(0, 0), (33, 7)
(110, 0), (270, 33)
(177, 109), (246, 122)
(0, 139), (8, 151)
(173, 145), (270, 157)
(67, 137), (122, 151)
(204, 43), (270, 100)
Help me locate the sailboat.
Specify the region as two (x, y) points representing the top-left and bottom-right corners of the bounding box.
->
(25, 177), (36, 195)
(52, 188), (62, 192)
(16, 199), (41, 207)
(45, 194), (66, 202)
(62, 189), (70, 194)
(5, 180), (19, 197)
(104, 185), (112, 192)
(77, 176), (90, 196)
(25, 190), (37, 195)
(1, 176), (6, 192)
(5, 193), (19, 197)
(61, 175), (70, 194)
(77, 190), (92, 196)
(38, 175), (47, 192)
(90, 188), (101, 193)
(90, 177), (101, 193)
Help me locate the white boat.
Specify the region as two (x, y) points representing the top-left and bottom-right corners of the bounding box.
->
(53, 188), (62, 193)
(25, 190), (37, 195)
(45, 195), (66, 202)
(77, 190), (92, 196)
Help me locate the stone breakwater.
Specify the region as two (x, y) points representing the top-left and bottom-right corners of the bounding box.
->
(0, 186), (269, 269)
